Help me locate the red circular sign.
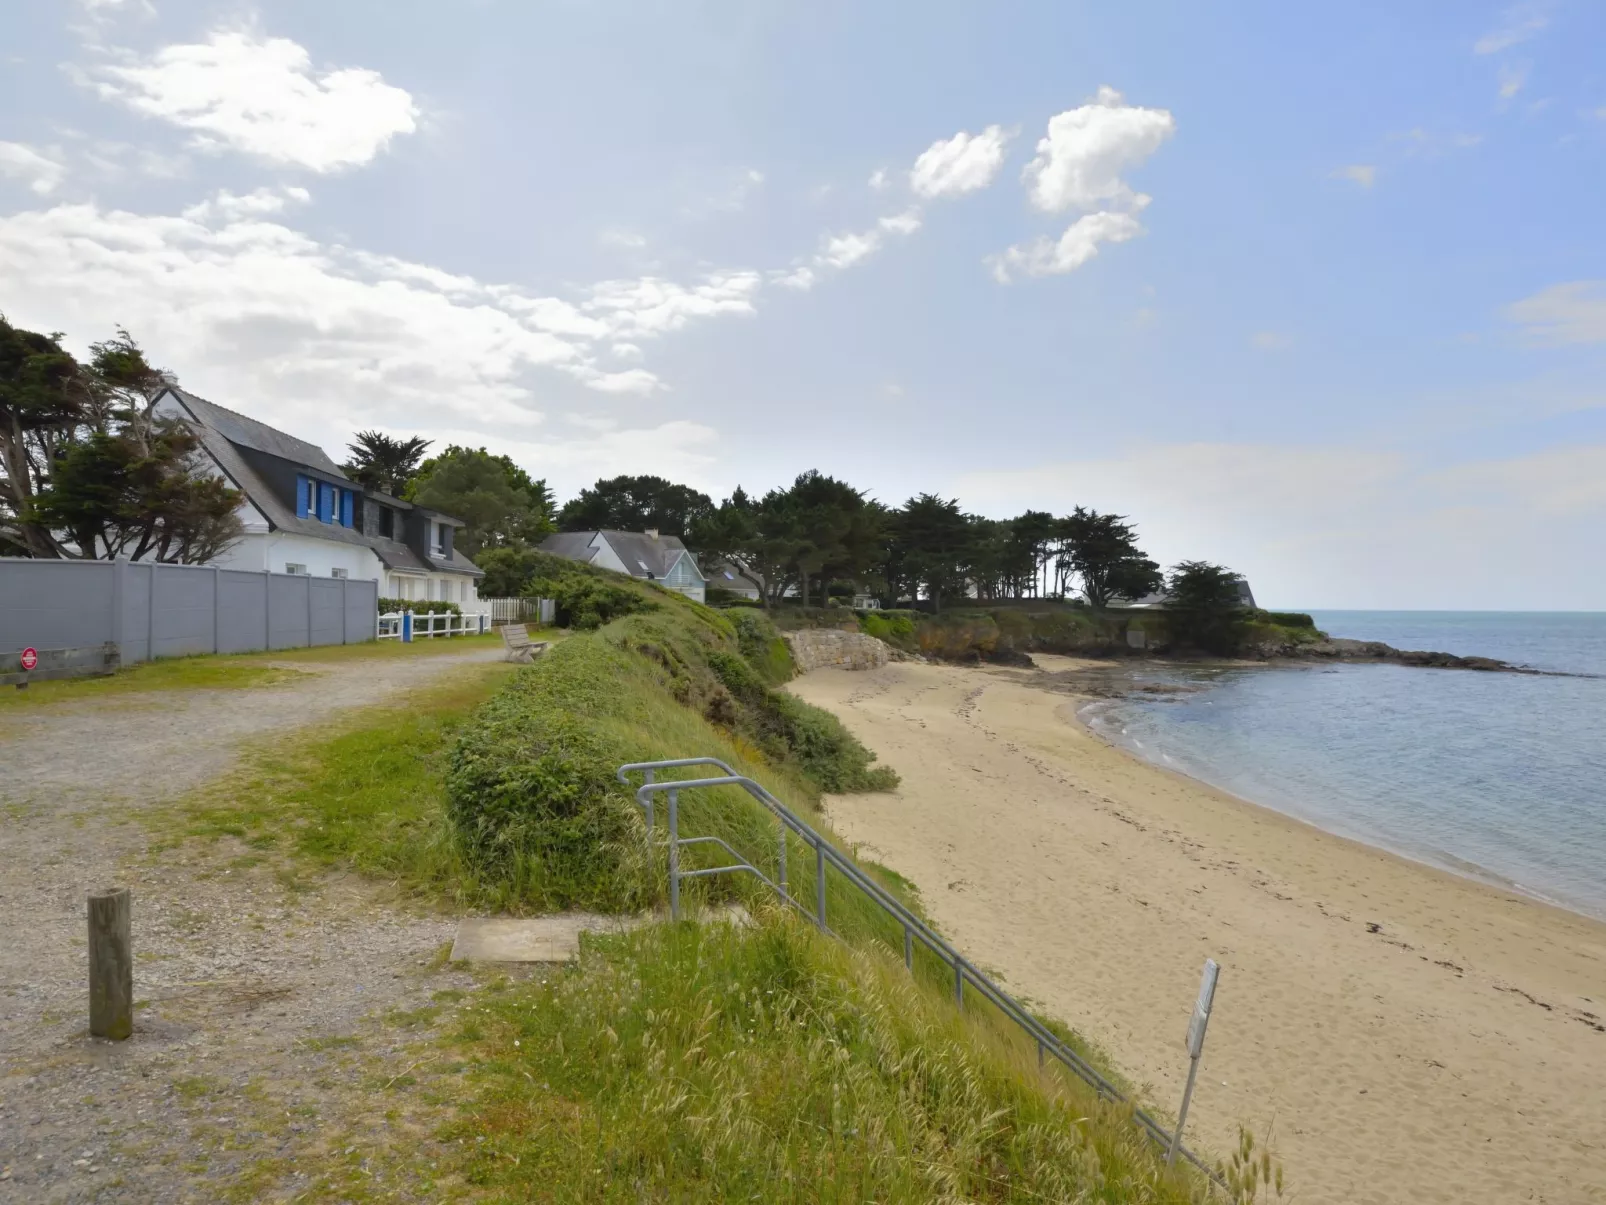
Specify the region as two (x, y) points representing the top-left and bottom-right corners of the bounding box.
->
(19, 647), (38, 672)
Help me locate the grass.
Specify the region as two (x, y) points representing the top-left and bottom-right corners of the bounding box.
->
(435, 911), (1255, 1203)
(0, 629), (533, 711)
(127, 569), (1277, 1200)
(166, 660), (515, 903)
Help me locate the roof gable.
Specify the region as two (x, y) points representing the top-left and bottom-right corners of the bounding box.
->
(163, 387), (346, 477)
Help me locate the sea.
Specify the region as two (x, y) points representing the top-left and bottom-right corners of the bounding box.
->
(1080, 613), (1606, 922)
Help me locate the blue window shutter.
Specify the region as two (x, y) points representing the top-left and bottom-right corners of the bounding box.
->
(296, 475), (308, 518)
(341, 490), (354, 528)
(317, 482), (331, 523)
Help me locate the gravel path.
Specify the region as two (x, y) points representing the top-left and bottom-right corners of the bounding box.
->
(0, 649), (503, 1202)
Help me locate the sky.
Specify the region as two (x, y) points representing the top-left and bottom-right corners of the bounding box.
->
(2, 0), (1603, 609)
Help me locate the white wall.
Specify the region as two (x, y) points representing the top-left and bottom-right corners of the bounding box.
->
(212, 531), (383, 580)
(386, 572), (484, 611)
(587, 534), (630, 574)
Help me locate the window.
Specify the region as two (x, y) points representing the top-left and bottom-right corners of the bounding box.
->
(331, 567), (348, 579)
(285, 563), (307, 575)
(459, 580), (468, 603)
(432, 522), (446, 556)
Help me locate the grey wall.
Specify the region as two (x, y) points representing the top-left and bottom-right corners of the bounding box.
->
(0, 558), (378, 663)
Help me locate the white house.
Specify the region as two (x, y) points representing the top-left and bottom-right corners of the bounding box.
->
(540, 530), (707, 603)
(152, 387), (485, 608)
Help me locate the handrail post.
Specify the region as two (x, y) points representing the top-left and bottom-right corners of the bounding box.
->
(815, 841), (826, 930)
(643, 768), (655, 836)
(668, 788), (681, 921)
(777, 817), (787, 897)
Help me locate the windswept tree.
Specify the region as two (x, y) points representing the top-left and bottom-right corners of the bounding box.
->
(343, 431), (431, 496)
(895, 493), (971, 612)
(1, 319), (241, 562)
(406, 446), (554, 559)
(558, 474), (713, 539)
(1165, 560), (1249, 652)
(1055, 507), (1163, 609)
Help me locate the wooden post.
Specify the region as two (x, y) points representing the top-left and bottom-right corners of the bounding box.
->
(88, 887), (132, 1040)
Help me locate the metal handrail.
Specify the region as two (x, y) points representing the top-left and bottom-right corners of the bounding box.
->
(616, 757), (1223, 1187)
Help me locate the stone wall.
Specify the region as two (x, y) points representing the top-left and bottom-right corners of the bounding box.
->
(783, 629), (889, 673)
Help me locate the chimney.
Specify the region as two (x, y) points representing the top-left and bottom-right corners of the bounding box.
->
(645, 528), (659, 540)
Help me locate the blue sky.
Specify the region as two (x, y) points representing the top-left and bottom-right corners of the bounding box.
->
(3, 0), (1603, 608)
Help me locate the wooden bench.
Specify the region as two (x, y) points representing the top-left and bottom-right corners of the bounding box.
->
(500, 624), (550, 663)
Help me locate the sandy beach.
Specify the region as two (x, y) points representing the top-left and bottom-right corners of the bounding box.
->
(789, 655), (1606, 1205)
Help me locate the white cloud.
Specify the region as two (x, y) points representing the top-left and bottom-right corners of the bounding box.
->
(0, 196), (773, 476)
(775, 206), (926, 291)
(1021, 87), (1175, 214)
(770, 265), (816, 291)
(1251, 331), (1292, 350)
(1498, 63), (1529, 100)
(956, 440), (1606, 609)
(599, 228), (646, 250)
(583, 271), (762, 339)
(868, 167), (889, 191)
(0, 142), (66, 195)
(1474, 3), (1550, 54)
(1505, 281), (1606, 344)
(988, 210), (1142, 283)
(88, 28), (418, 172)
(179, 185), (308, 222)
(818, 229), (882, 270)
(878, 208), (922, 236)
(1331, 163), (1377, 188)
(909, 125), (1012, 199)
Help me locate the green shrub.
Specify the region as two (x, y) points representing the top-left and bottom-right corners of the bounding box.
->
(1259, 610), (1317, 629)
(729, 608), (794, 683)
(377, 598), (461, 615)
(444, 567), (896, 910)
(858, 610), (917, 650)
(528, 567), (658, 629)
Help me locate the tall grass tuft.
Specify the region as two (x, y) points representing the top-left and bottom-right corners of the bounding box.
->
(445, 908), (1250, 1203)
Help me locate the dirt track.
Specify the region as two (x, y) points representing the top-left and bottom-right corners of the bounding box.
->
(0, 649), (499, 1202)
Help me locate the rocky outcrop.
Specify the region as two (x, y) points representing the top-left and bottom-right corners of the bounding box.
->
(784, 629), (890, 673)
(1284, 637), (1524, 673)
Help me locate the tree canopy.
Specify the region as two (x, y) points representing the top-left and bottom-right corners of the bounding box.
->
(405, 446), (555, 559)
(1164, 560), (1250, 652)
(1054, 507), (1164, 609)
(343, 431), (431, 496)
(558, 474), (713, 539)
(0, 318), (241, 562)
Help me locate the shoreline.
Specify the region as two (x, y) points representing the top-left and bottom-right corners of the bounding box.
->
(1072, 688), (1606, 927)
(788, 656), (1606, 1205)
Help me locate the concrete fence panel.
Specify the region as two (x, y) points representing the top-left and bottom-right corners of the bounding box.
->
(0, 559), (115, 653)
(0, 557), (380, 664)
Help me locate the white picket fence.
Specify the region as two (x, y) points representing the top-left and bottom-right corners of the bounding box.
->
(481, 597), (556, 626)
(377, 611), (491, 641)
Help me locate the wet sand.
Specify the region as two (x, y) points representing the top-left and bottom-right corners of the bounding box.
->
(789, 655), (1606, 1205)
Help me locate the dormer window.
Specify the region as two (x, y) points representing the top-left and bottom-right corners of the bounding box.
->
(295, 474), (354, 528)
(432, 522), (446, 556)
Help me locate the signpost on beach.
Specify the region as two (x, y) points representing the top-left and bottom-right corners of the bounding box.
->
(1168, 958), (1220, 1167)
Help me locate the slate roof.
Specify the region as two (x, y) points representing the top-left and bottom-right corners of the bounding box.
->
(172, 388), (347, 478)
(542, 530), (705, 582)
(161, 387), (481, 577)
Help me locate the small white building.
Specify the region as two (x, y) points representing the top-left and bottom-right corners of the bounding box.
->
(540, 530), (707, 603)
(152, 387), (485, 608)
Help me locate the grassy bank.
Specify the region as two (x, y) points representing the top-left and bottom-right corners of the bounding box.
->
(437, 913), (1264, 1203)
(1, 630), (515, 712)
(166, 661), (515, 901)
(150, 562), (1275, 1200)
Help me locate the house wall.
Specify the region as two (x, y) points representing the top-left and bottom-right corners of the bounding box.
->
(587, 535), (630, 574)
(384, 572), (483, 611)
(210, 530), (385, 580)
